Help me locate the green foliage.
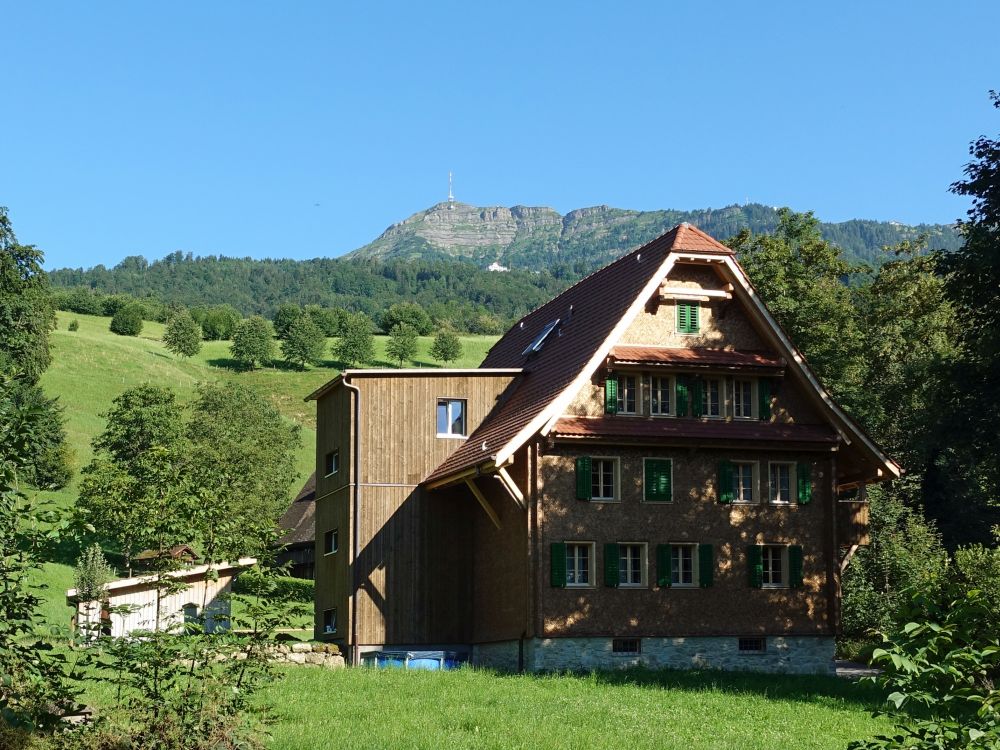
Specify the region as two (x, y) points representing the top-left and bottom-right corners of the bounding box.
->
(233, 570), (314, 603)
(430, 329), (463, 364)
(386, 323), (418, 366)
(195, 304), (241, 340)
(273, 303), (302, 340)
(334, 312), (375, 367)
(230, 315), (276, 370)
(162, 309), (202, 358)
(280, 315), (326, 370)
(850, 583), (1000, 750)
(381, 302), (433, 335)
(953, 530), (1000, 622)
(72, 543), (114, 603)
(6, 380), (71, 490)
(303, 305), (341, 336)
(0, 207), (56, 385)
(108, 303), (143, 337)
(67, 320), (78, 332)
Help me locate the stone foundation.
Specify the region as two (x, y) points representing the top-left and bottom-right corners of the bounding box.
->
(472, 636), (834, 675)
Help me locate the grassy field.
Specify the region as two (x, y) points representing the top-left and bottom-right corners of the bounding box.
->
(260, 667), (891, 750)
(29, 311), (496, 633)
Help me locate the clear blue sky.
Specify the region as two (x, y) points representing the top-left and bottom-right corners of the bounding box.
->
(3, 1), (998, 270)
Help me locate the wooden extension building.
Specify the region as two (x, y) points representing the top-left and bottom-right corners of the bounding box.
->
(307, 224), (897, 673)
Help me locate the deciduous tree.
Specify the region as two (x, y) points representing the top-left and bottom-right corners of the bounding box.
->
(281, 315), (326, 370)
(230, 316), (275, 370)
(162, 309), (202, 358)
(109, 302), (144, 336)
(430, 329), (463, 365)
(334, 312), (374, 367)
(386, 323), (418, 367)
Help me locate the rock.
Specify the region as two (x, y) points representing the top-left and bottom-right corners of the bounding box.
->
(323, 655), (346, 669)
(286, 653), (306, 664)
(311, 643), (325, 653)
(304, 653), (326, 666)
(291, 642), (312, 653)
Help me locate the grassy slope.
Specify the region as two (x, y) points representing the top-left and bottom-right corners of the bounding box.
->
(262, 668), (891, 750)
(31, 312), (495, 633)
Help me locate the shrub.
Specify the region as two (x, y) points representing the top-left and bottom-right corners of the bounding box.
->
(380, 302), (433, 336)
(68, 320), (79, 332)
(234, 572), (314, 603)
(200, 305), (241, 341)
(109, 304), (143, 337)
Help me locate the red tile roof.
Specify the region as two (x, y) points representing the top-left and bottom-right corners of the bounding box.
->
(610, 346), (784, 370)
(551, 416), (838, 444)
(424, 224), (732, 483)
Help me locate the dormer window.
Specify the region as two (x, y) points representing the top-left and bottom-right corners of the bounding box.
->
(522, 319), (560, 356)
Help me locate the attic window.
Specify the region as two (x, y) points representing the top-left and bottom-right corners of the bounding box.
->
(522, 318), (560, 356)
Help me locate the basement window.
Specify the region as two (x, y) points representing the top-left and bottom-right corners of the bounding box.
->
(612, 638), (641, 655)
(738, 637), (766, 654)
(521, 318), (560, 356)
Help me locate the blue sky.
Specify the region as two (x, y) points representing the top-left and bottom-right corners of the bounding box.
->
(3, 1), (998, 269)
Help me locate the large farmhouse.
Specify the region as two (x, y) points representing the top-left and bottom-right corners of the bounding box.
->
(306, 224), (898, 673)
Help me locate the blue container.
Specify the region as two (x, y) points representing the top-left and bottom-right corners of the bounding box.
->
(363, 650), (467, 670)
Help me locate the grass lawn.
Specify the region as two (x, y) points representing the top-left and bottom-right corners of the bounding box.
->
(29, 311), (496, 633)
(260, 667), (891, 750)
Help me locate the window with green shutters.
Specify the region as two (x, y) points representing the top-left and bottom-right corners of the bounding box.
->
(797, 462), (812, 504)
(676, 302), (700, 333)
(575, 457), (592, 500)
(748, 545), (764, 588)
(550, 542), (567, 588)
(604, 375), (618, 415)
(644, 459), (672, 502)
(698, 543), (714, 587)
(604, 542), (620, 588)
(789, 545), (804, 588)
(717, 461), (735, 504)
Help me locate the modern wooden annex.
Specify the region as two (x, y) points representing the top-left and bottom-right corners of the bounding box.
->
(305, 223), (898, 673)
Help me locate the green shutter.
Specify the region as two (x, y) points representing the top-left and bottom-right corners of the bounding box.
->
(748, 545), (763, 588)
(797, 462), (812, 504)
(789, 545), (804, 589)
(604, 375), (618, 414)
(604, 543), (620, 588)
(690, 303), (700, 332)
(718, 461), (734, 504)
(698, 544), (714, 588)
(575, 456), (592, 500)
(676, 378), (689, 416)
(644, 459), (672, 502)
(691, 378), (704, 417)
(758, 378), (771, 422)
(550, 542), (567, 588)
(656, 544), (672, 588)
(677, 302), (689, 333)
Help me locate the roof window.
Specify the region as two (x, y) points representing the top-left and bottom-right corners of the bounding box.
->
(521, 318), (560, 356)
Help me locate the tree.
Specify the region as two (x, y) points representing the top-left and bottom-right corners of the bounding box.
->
(0, 206), (56, 384)
(163, 310), (202, 358)
(230, 316), (275, 370)
(110, 302), (144, 336)
(334, 312), (375, 367)
(386, 323), (418, 367)
(281, 314), (326, 370)
(272, 303), (302, 340)
(7, 380), (71, 489)
(380, 302), (433, 335)
(73, 543), (115, 639)
(304, 305), (339, 337)
(430, 329), (463, 364)
(200, 304), (241, 340)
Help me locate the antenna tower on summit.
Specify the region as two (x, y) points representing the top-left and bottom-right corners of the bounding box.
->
(448, 171), (454, 205)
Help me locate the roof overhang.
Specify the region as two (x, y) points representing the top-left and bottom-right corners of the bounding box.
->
(305, 368), (523, 402)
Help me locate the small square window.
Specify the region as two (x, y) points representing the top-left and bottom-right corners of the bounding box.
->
(566, 542), (593, 587)
(322, 608), (337, 635)
(738, 637), (766, 653)
(618, 543), (647, 587)
(612, 638), (641, 654)
(436, 398), (467, 437)
(324, 450), (340, 477)
(324, 529), (339, 555)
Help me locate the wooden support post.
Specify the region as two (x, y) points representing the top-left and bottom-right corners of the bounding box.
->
(465, 478), (502, 530)
(496, 467), (526, 509)
(840, 543), (860, 574)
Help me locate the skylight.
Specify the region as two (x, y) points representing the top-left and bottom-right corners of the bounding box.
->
(521, 318), (560, 356)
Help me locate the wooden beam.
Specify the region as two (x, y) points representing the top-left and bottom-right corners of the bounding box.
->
(424, 461), (496, 490)
(465, 478), (502, 529)
(495, 467), (526, 509)
(659, 285), (732, 299)
(840, 543), (860, 574)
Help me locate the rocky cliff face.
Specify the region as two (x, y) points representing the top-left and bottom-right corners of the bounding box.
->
(347, 201), (961, 270)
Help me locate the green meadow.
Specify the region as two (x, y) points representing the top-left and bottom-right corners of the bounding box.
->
(30, 311), (496, 633)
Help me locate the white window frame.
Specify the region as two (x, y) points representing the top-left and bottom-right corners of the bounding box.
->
(617, 374), (638, 415)
(702, 377), (723, 419)
(324, 528), (339, 556)
(566, 541), (595, 588)
(436, 397), (467, 438)
(324, 449), (340, 477)
(641, 457), (674, 503)
(617, 542), (648, 588)
(768, 462), (796, 504)
(650, 374), (673, 417)
(732, 461), (758, 504)
(589, 457), (619, 502)
(670, 542), (699, 588)
(322, 607), (337, 634)
(761, 545), (788, 589)
(732, 378), (756, 420)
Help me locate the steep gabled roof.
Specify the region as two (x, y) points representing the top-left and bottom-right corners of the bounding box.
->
(277, 473), (316, 547)
(423, 221), (900, 487)
(425, 224), (731, 483)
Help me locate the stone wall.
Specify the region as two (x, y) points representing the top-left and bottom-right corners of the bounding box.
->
(525, 636), (834, 675)
(269, 641), (345, 668)
(471, 640), (521, 671)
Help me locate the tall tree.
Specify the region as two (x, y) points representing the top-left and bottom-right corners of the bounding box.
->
(334, 312), (375, 367)
(281, 315), (326, 370)
(162, 309), (202, 358)
(230, 316), (275, 370)
(386, 323), (418, 367)
(272, 303), (302, 340)
(380, 302), (433, 335)
(0, 206), (56, 384)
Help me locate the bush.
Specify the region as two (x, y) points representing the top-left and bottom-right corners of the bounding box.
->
(380, 302), (433, 336)
(200, 305), (241, 341)
(68, 320), (79, 332)
(233, 571), (314, 603)
(109, 304), (143, 337)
